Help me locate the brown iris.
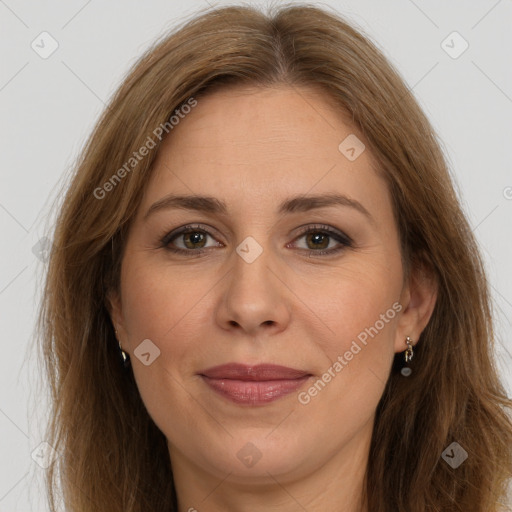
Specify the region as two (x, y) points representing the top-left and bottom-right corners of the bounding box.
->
(182, 231), (207, 249)
(306, 232), (329, 250)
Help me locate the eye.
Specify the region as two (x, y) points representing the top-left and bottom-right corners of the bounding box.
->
(161, 224), (222, 254)
(291, 225), (352, 256)
(159, 223), (352, 257)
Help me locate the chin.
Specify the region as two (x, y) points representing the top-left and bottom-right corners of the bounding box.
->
(194, 433), (318, 483)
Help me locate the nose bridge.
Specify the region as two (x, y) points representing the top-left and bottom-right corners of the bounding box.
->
(230, 235), (275, 301)
(216, 234), (290, 334)
(232, 237), (272, 293)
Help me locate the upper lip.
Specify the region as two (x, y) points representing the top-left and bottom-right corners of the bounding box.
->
(199, 363), (311, 381)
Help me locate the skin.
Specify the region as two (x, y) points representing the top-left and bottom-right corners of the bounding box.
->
(109, 84), (437, 512)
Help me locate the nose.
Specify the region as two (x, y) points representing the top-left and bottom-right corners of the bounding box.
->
(215, 243), (291, 337)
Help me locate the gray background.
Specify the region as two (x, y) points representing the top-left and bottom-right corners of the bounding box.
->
(0, 0), (511, 509)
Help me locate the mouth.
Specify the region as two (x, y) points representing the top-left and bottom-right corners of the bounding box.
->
(198, 363), (313, 405)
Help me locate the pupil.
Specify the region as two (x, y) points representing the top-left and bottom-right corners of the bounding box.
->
(185, 231), (205, 248)
(308, 232), (328, 249)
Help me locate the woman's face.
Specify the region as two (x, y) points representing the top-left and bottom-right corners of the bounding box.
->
(110, 85), (434, 486)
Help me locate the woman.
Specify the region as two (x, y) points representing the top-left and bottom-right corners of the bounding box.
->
(38, 3), (512, 511)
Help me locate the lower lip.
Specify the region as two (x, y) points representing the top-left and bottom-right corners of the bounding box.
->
(201, 375), (311, 405)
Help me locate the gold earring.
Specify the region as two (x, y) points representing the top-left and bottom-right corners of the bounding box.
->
(404, 336), (414, 363)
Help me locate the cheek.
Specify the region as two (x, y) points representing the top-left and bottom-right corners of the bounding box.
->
(118, 259), (208, 432)
(300, 258), (402, 346)
(120, 258), (208, 348)
(331, 278), (399, 343)
(293, 270), (401, 435)
(299, 261), (403, 405)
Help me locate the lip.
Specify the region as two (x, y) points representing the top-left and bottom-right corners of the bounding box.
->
(200, 363), (310, 380)
(199, 363), (312, 405)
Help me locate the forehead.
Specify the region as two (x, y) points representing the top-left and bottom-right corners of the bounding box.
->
(139, 84), (389, 218)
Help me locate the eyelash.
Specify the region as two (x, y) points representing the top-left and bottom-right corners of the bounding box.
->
(159, 223), (353, 257)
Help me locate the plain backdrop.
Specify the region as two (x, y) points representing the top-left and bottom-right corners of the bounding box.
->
(0, 0), (511, 509)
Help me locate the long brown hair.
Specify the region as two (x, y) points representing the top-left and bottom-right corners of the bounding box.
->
(37, 3), (512, 510)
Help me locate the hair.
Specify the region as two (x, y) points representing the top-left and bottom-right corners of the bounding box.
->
(37, 3), (512, 511)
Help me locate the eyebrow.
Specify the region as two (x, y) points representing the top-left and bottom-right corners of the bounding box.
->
(144, 193), (374, 223)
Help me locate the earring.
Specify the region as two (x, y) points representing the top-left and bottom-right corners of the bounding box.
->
(404, 336), (414, 363)
(115, 329), (131, 369)
(401, 336), (414, 377)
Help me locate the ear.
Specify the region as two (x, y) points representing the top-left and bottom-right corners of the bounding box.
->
(106, 289), (128, 343)
(394, 262), (438, 353)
